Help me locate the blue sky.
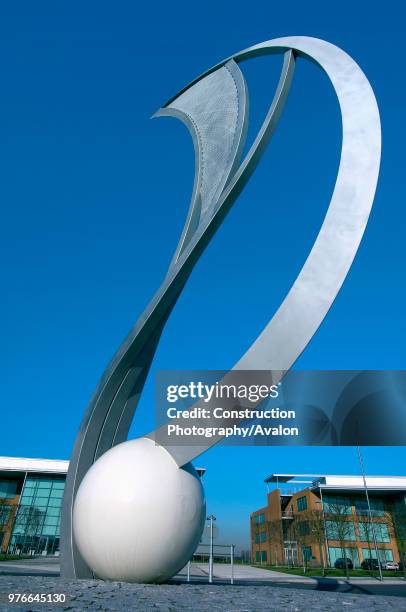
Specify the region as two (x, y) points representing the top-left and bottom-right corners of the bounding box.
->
(0, 1), (405, 549)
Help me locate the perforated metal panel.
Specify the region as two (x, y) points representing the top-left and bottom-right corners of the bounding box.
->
(157, 60), (248, 260)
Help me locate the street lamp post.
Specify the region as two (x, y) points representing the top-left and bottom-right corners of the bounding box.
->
(318, 489), (331, 571)
(207, 515), (216, 583)
(357, 446), (383, 582)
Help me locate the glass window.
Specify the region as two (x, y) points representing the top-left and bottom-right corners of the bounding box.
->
(260, 531), (266, 542)
(324, 495), (352, 515)
(355, 497), (385, 517)
(21, 488), (35, 496)
(14, 510), (27, 524)
(328, 546), (359, 567)
(254, 513), (265, 524)
(326, 520), (356, 541)
(0, 505), (11, 525)
(354, 498), (369, 515)
(47, 507), (60, 517)
(37, 483), (52, 492)
(364, 498), (384, 516)
(34, 489), (51, 499)
(381, 549), (393, 562)
(23, 478), (38, 488)
(51, 481), (65, 490)
(261, 550), (267, 562)
(299, 521), (310, 536)
(369, 498), (385, 516)
(358, 522), (372, 541)
(362, 548), (393, 562)
(21, 486), (35, 495)
(255, 551), (260, 562)
(50, 489), (64, 499)
(359, 522), (390, 543)
(297, 496), (308, 512)
(375, 523), (390, 543)
(0, 480), (18, 499)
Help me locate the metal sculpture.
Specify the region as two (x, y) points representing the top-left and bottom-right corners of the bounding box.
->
(61, 36), (381, 580)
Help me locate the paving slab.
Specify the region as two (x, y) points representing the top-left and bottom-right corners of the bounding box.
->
(0, 559), (405, 610)
(0, 575), (405, 612)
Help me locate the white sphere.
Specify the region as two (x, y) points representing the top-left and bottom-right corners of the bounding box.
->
(73, 437), (205, 583)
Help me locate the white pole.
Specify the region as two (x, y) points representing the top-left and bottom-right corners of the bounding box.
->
(187, 560), (191, 583)
(357, 446), (383, 582)
(230, 545), (234, 585)
(319, 488), (331, 569)
(209, 519), (213, 583)
(208, 515), (215, 583)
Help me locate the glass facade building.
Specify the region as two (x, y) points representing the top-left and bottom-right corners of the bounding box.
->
(7, 475), (65, 556)
(251, 473), (406, 568)
(0, 456), (69, 556)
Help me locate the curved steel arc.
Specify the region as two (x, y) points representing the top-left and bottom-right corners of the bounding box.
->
(150, 37), (381, 467)
(61, 49), (294, 578)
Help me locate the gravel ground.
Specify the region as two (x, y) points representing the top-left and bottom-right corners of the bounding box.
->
(0, 577), (406, 611)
